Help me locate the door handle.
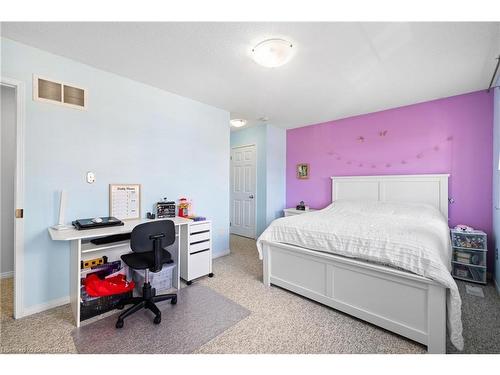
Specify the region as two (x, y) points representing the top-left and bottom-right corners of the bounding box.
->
(249, 195), (254, 199)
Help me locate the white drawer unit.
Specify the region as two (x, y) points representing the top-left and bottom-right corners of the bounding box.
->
(180, 220), (213, 285)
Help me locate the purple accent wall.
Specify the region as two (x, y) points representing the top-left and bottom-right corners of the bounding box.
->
(287, 91), (493, 266)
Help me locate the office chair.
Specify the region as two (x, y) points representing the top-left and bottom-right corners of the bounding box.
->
(115, 221), (177, 328)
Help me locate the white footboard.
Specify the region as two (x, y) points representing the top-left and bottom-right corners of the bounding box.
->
(262, 241), (446, 353)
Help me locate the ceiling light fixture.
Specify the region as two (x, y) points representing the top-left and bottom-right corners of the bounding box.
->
(251, 39), (294, 68)
(230, 119), (247, 128)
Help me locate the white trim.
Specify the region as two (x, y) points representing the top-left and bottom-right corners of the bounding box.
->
(1, 271), (14, 279)
(213, 248), (231, 259)
(22, 296), (70, 317)
(331, 174), (450, 220)
(1, 77), (25, 320)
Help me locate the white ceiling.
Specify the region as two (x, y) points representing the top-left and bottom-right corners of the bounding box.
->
(2, 22), (499, 129)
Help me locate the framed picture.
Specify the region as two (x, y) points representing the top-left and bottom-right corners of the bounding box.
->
(109, 184), (141, 220)
(296, 163), (309, 179)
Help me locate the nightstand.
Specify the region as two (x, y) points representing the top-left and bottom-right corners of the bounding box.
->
(450, 229), (487, 284)
(283, 208), (316, 217)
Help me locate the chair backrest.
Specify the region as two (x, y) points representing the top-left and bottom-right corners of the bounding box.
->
(130, 220), (176, 254)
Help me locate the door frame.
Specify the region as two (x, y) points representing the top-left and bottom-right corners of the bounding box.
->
(230, 144), (257, 239)
(1, 76), (26, 319)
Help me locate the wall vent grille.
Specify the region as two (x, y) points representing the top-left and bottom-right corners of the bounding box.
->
(34, 75), (87, 109)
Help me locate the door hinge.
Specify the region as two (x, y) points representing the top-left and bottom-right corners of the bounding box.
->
(15, 208), (24, 218)
(230, 222), (232, 226)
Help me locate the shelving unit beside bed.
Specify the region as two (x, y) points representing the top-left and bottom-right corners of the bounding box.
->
(450, 229), (487, 284)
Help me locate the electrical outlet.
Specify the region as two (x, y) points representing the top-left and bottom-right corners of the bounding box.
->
(86, 171), (96, 184)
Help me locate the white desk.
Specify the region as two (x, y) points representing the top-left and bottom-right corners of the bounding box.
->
(48, 217), (192, 327)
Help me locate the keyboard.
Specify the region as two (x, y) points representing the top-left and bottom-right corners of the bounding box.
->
(90, 233), (131, 245)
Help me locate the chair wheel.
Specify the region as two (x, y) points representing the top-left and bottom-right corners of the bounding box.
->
(171, 296), (177, 305)
(116, 319), (124, 329)
(116, 304), (124, 310)
(186, 280), (192, 285)
(208, 273), (214, 278)
(153, 316), (161, 324)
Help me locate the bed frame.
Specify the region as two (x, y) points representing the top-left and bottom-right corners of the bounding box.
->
(261, 174), (450, 353)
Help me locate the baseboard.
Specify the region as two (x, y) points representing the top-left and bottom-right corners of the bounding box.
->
(22, 295), (70, 317)
(495, 278), (500, 296)
(213, 248), (230, 259)
(19, 249), (230, 317)
(0, 271), (14, 279)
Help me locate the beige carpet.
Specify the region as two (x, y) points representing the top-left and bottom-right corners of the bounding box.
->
(1, 234), (499, 354)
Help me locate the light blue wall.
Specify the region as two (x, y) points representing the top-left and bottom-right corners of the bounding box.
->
(265, 125), (286, 226)
(1, 38), (230, 309)
(230, 124), (286, 237)
(493, 83), (500, 291)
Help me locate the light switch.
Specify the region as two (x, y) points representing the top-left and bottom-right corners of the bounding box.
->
(86, 171), (96, 184)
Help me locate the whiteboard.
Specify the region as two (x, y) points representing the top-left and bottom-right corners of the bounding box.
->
(109, 184), (141, 220)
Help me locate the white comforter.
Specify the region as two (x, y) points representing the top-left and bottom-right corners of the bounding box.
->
(256, 200), (464, 350)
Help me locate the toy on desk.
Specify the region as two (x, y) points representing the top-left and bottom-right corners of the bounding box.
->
(178, 197), (191, 218)
(156, 198), (176, 218)
(146, 212), (156, 219)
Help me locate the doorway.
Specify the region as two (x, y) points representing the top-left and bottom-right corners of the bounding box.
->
(1, 84), (16, 321)
(230, 145), (257, 239)
(1, 77), (25, 319)
(1, 85), (16, 282)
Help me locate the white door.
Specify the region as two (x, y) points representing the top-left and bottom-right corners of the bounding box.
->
(230, 145), (256, 238)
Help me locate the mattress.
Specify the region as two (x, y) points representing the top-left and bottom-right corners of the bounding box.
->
(256, 200), (464, 350)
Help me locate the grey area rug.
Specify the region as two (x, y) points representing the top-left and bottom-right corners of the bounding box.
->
(72, 284), (250, 353)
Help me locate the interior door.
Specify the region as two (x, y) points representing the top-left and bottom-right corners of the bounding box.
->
(230, 145), (256, 238)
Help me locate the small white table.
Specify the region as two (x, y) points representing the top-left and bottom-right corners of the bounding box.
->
(283, 208), (317, 217)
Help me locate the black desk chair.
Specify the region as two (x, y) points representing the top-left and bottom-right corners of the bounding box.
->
(115, 221), (177, 329)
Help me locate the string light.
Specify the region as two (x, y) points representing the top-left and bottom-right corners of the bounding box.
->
(325, 135), (453, 168)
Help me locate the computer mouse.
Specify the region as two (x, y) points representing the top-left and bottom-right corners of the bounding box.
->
(92, 217), (103, 223)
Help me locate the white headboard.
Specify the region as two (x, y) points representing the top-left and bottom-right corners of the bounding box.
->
(331, 174), (450, 219)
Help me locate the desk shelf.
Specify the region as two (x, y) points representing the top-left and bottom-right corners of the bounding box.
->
(81, 240), (131, 254)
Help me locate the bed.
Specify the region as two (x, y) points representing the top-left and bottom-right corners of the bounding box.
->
(256, 174), (463, 353)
